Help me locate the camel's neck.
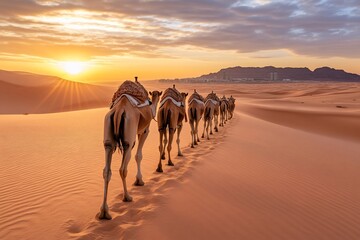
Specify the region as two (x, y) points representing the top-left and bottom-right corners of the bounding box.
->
(150, 99), (159, 118)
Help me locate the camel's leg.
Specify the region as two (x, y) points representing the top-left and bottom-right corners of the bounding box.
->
(99, 141), (114, 220)
(201, 118), (206, 138)
(177, 124), (183, 156)
(214, 114), (219, 132)
(222, 112), (225, 125)
(220, 109), (223, 127)
(206, 119), (210, 140)
(119, 120), (136, 202)
(225, 107), (228, 123)
(99, 112), (115, 220)
(157, 130), (165, 172)
(192, 122), (197, 146)
(134, 128), (149, 186)
(167, 129), (175, 166)
(189, 120), (195, 148)
(220, 112), (223, 127)
(210, 117), (213, 135)
(195, 119), (200, 143)
(161, 130), (167, 160)
(120, 144), (133, 202)
(219, 113), (224, 127)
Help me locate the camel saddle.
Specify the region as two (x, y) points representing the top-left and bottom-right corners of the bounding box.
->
(110, 80), (149, 109)
(160, 87), (183, 103)
(188, 91), (204, 104)
(205, 92), (220, 104)
(228, 96), (235, 102)
(220, 96), (230, 107)
(160, 86), (187, 122)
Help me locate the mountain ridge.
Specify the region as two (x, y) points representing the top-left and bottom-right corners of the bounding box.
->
(196, 66), (360, 82)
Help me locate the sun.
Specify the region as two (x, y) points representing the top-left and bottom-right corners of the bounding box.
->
(58, 61), (88, 75)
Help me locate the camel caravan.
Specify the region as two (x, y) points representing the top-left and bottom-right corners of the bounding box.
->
(99, 77), (235, 220)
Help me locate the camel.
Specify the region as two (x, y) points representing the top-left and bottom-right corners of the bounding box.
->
(202, 91), (220, 140)
(99, 78), (162, 220)
(213, 96), (220, 133)
(188, 89), (205, 148)
(219, 95), (229, 127)
(228, 95), (236, 119)
(156, 85), (188, 172)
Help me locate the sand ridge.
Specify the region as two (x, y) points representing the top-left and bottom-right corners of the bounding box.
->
(134, 109), (360, 240)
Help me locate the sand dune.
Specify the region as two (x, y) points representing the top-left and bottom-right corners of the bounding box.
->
(1, 82), (360, 239)
(0, 70), (61, 86)
(241, 102), (360, 142)
(134, 110), (360, 240)
(0, 70), (114, 114)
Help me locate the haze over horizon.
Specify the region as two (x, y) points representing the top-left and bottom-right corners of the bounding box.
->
(0, 0), (359, 82)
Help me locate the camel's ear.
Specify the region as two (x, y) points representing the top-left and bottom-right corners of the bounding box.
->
(149, 91), (152, 96)
(159, 91), (163, 96)
(185, 93), (188, 96)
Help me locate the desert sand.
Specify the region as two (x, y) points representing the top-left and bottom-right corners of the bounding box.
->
(1, 82), (360, 239)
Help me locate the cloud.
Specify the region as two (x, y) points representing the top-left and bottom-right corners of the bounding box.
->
(0, 0), (359, 61)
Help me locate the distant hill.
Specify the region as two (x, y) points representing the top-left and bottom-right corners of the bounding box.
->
(0, 69), (64, 86)
(196, 66), (360, 82)
(0, 70), (114, 114)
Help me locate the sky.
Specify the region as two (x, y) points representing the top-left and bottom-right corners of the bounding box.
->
(0, 0), (359, 82)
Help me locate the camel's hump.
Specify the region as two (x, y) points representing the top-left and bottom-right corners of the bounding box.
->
(161, 87), (182, 102)
(111, 80), (148, 108)
(188, 92), (204, 103)
(205, 92), (219, 102)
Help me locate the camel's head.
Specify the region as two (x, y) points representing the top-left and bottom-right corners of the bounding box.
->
(228, 95), (235, 103)
(149, 90), (162, 104)
(180, 92), (188, 107)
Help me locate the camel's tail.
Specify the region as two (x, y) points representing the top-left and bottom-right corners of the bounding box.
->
(221, 102), (227, 113)
(204, 106), (211, 120)
(159, 107), (171, 130)
(190, 107), (197, 121)
(113, 107), (125, 152)
(164, 108), (171, 128)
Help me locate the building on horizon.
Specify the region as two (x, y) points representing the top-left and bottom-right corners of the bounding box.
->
(270, 72), (278, 81)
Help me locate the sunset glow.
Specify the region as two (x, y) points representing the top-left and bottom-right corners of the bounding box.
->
(0, 0), (359, 82)
(58, 61), (88, 75)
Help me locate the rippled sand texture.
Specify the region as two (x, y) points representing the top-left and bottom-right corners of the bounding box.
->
(0, 82), (360, 239)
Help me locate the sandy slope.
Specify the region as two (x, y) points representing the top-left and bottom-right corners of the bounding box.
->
(133, 109), (360, 240)
(1, 82), (360, 239)
(0, 78), (112, 114)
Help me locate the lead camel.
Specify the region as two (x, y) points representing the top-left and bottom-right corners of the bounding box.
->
(99, 77), (162, 220)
